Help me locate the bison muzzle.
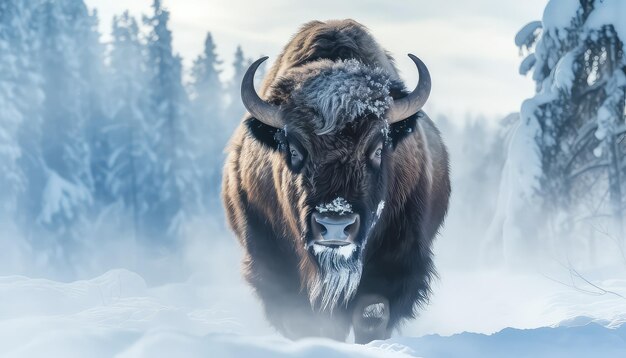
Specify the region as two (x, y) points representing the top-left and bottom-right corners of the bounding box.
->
(222, 19), (450, 343)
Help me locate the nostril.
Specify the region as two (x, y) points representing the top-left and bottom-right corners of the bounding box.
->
(312, 216), (327, 237)
(344, 215), (360, 238)
(344, 222), (355, 235)
(312, 212), (360, 241)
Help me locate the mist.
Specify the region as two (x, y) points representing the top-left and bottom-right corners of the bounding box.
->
(1, 0), (625, 356)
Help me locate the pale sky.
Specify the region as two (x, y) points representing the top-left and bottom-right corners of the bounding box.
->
(85, 0), (547, 122)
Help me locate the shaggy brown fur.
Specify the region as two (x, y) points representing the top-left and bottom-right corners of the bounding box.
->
(222, 19), (450, 342)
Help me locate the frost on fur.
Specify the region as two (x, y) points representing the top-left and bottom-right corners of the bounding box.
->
(308, 244), (362, 312)
(300, 59), (393, 135)
(362, 302), (386, 318)
(312, 242), (358, 259)
(376, 200), (385, 218)
(316, 197), (353, 215)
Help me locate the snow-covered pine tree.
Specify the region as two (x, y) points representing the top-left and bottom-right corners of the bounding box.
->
(26, 0), (106, 259)
(105, 11), (153, 238)
(80, 9), (109, 207)
(225, 45), (248, 122)
(190, 32), (225, 208)
(143, 0), (202, 240)
(0, 1), (43, 221)
(0, 2), (46, 272)
(191, 32), (222, 122)
(515, 0), (625, 246)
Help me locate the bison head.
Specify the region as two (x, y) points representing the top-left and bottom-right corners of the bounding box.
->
(241, 55), (430, 311)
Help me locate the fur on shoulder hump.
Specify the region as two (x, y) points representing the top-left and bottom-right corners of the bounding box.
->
(266, 19), (400, 87)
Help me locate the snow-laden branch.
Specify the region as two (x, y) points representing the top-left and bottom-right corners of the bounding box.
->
(519, 54), (536, 75)
(568, 161), (608, 180)
(515, 21), (542, 49)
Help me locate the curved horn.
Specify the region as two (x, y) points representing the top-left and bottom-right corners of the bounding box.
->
(241, 56), (283, 128)
(386, 54), (431, 124)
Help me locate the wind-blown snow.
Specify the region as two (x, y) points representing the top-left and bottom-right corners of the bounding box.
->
(1, 269), (625, 357)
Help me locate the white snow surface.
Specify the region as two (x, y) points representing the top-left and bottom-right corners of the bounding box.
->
(1, 268), (625, 357)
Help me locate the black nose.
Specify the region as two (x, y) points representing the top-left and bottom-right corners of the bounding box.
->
(311, 212), (360, 246)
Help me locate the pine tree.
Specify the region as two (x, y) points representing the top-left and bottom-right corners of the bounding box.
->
(7, 1), (47, 251)
(190, 32), (225, 207)
(105, 11), (152, 237)
(0, 1), (40, 219)
(26, 0), (105, 257)
(143, 0), (202, 240)
(226, 45), (248, 121)
(81, 9), (109, 206)
(191, 32), (222, 120)
(515, 0), (626, 241)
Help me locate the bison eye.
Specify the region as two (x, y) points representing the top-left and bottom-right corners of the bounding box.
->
(287, 143), (305, 172)
(369, 143), (384, 169)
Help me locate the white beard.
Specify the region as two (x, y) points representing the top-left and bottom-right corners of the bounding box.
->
(308, 243), (362, 312)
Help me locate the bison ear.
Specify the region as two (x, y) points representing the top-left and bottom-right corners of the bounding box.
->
(388, 112), (419, 148)
(246, 117), (285, 150)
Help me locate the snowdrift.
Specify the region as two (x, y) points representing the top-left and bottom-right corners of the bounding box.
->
(1, 269), (624, 358)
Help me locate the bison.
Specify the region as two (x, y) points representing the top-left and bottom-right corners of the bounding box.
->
(222, 19), (450, 343)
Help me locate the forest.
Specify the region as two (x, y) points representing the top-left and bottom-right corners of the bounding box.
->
(0, 0), (625, 355)
(1, 0), (625, 281)
(0, 0), (263, 278)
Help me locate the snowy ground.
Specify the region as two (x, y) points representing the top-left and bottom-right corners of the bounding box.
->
(1, 265), (625, 357)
